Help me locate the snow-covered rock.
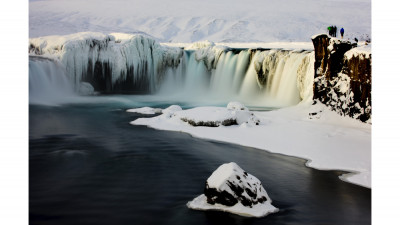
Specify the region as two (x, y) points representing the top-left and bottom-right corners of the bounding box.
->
(174, 102), (259, 127)
(161, 105), (182, 117)
(193, 44), (228, 71)
(187, 162), (278, 217)
(126, 107), (162, 115)
(227, 101), (248, 111)
(177, 107), (237, 127)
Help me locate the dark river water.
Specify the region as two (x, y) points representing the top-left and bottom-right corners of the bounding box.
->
(29, 101), (371, 225)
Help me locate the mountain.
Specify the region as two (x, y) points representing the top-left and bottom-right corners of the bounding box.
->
(29, 0), (371, 43)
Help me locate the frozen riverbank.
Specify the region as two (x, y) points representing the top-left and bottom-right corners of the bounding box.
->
(131, 101), (371, 188)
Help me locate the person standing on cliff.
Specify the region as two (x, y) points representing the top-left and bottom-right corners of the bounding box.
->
(340, 27), (344, 39)
(327, 26), (332, 36)
(333, 26), (337, 37)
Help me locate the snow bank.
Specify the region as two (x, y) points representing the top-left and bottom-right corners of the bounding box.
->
(133, 102), (260, 127)
(344, 44), (371, 60)
(126, 107), (162, 115)
(131, 101), (371, 188)
(187, 162), (278, 218)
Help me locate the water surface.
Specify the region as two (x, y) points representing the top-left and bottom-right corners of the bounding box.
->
(29, 102), (371, 225)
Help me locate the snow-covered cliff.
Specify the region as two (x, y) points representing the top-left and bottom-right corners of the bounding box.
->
(312, 34), (371, 122)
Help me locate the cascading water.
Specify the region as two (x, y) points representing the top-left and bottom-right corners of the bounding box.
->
(157, 48), (314, 107)
(29, 33), (315, 107)
(29, 56), (77, 105)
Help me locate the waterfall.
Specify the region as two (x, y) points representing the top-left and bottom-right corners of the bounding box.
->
(157, 48), (314, 107)
(29, 56), (77, 105)
(29, 33), (315, 107)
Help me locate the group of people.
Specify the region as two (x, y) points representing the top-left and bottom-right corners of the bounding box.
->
(327, 25), (345, 39)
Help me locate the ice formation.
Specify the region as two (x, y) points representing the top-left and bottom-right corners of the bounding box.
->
(187, 162), (278, 217)
(29, 32), (183, 93)
(29, 32), (316, 108)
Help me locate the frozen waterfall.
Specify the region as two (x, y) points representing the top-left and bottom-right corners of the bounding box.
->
(158, 48), (315, 107)
(29, 33), (315, 107)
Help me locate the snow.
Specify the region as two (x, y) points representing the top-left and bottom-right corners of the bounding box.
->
(188, 194), (277, 218)
(187, 162), (278, 217)
(126, 107), (162, 115)
(131, 101), (371, 188)
(30, 0), (371, 43)
(142, 102), (260, 127)
(164, 42), (314, 50)
(162, 105), (182, 115)
(344, 44), (372, 59)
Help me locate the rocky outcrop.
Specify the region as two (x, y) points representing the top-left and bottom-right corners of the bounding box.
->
(312, 34), (371, 122)
(187, 162), (278, 217)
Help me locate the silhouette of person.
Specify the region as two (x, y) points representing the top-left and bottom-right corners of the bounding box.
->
(340, 27), (344, 39)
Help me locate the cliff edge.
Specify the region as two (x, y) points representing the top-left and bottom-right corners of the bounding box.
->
(312, 34), (371, 122)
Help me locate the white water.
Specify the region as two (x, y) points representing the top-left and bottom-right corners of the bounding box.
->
(29, 33), (315, 108)
(157, 49), (314, 108)
(29, 57), (77, 105)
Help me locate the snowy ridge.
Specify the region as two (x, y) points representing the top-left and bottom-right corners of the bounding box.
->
(30, 0), (371, 43)
(29, 32), (183, 92)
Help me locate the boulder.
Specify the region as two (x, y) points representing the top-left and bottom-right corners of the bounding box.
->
(187, 162), (278, 217)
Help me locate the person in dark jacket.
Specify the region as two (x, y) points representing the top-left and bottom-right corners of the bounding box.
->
(340, 27), (344, 39)
(333, 26), (337, 37)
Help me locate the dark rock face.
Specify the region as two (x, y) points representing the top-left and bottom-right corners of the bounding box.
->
(180, 118), (238, 127)
(312, 34), (371, 122)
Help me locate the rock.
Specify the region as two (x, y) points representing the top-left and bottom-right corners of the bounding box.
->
(312, 34), (371, 122)
(187, 162), (278, 217)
